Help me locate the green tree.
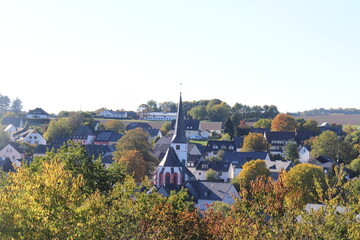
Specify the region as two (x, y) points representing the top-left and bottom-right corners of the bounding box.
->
(347, 158), (360, 176)
(188, 105), (207, 120)
(303, 119), (319, 132)
(10, 97), (23, 113)
(206, 169), (220, 182)
(207, 102), (231, 121)
(253, 118), (272, 128)
(160, 121), (172, 136)
(159, 101), (177, 112)
(271, 113), (297, 132)
(224, 116), (234, 139)
(311, 130), (339, 160)
(0, 94), (10, 113)
(242, 132), (269, 152)
(104, 120), (125, 134)
(114, 128), (158, 177)
(236, 159), (270, 187)
(43, 118), (72, 143)
(147, 99), (158, 112)
(284, 141), (299, 164)
(284, 163), (326, 207)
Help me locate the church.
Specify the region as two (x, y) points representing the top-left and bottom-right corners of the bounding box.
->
(153, 94), (240, 211)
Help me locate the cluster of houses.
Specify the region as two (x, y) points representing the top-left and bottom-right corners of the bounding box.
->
(0, 103), (345, 210)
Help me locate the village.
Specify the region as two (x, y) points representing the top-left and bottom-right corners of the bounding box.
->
(1, 94), (358, 213)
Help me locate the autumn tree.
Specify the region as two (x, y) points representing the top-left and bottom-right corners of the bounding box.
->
(271, 113), (297, 132)
(236, 159), (270, 187)
(115, 150), (146, 182)
(242, 132), (269, 152)
(284, 163), (326, 207)
(114, 128), (158, 177)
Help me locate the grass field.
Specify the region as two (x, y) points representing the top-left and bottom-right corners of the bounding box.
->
(295, 114), (360, 126)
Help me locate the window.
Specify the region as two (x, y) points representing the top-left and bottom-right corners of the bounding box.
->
(34, 136), (37, 139)
(29, 136), (32, 139)
(165, 172), (171, 184)
(176, 145), (180, 150)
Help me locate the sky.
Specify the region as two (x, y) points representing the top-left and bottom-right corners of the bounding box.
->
(0, 1), (359, 114)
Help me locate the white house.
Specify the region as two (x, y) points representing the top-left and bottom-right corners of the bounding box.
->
(0, 142), (24, 167)
(142, 112), (177, 121)
(12, 129), (47, 145)
(27, 108), (49, 118)
(99, 109), (128, 118)
(299, 145), (311, 163)
(4, 124), (19, 135)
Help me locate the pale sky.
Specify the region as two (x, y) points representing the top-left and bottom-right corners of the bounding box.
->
(1, 1), (359, 114)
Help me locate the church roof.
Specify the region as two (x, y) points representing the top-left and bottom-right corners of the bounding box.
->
(158, 147), (183, 167)
(171, 94), (187, 144)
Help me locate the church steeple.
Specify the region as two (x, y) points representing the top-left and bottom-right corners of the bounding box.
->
(172, 93), (187, 144)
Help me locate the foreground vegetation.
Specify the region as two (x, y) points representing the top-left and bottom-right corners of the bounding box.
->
(0, 144), (360, 239)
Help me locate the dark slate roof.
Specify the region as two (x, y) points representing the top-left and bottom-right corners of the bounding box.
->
(126, 122), (152, 131)
(196, 160), (231, 172)
(72, 125), (95, 138)
(158, 147), (183, 167)
(101, 155), (114, 164)
(34, 145), (61, 155)
(144, 129), (161, 138)
(295, 129), (316, 144)
(1, 117), (24, 128)
(171, 119), (200, 131)
(250, 128), (270, 134)
(157, 184), (185, 197)
(207, 140), (236, 151)
(0, 157), (16, 172)
(316, 155), (334, 164)
(171, 94), (187, 144)
(184, 181), (234, 201)
(53, 137), (70, 146)
(85, 145), (115, 159)
(153, 135), (173, 159)
(265, 131), (296, 142)
(95, 130), (115, 141)
(28, 108), (48, 115)
(222, 151), (269, 166)
(233, 137), (244, 149)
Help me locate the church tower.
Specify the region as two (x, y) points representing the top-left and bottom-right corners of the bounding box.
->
(170, 94), (188, 165)
(154, 94), (194, 187)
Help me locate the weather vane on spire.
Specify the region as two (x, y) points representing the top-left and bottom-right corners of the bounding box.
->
(180, 83), (182, 95)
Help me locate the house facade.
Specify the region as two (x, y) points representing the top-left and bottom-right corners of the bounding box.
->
(141, 112), (177, 121)
(0, 143), (24, 167)
(27, 108), (49, 118)
(99, 110), (129, 119)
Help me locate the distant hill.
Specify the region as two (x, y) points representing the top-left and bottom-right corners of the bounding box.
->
(288, 108), (360, 117)
(293, 114), (360, 126)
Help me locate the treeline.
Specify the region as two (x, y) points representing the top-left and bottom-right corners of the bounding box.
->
(0, 93), (23, 114)
(139, 99), (279, 122)
(1, 143), (360, 239)
(289, 108), (360, 116)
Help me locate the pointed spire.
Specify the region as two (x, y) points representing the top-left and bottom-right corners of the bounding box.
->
(172, 93), (187, 144)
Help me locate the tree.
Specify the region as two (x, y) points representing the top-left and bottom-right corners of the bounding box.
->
(114, 128), (158, 177)
(147, 99), (158, 112)
(206, 169), (220, 182)
(207, 102), (231, 121)
(0, 126), (10, 150)
(284, 141), (299, 164)
(0, 94), (10, 113)
(302, 119), (318, 132)
(236, 159), (270, 187)
(284, 163), (326, 207)
(115, 150), (146, 182)
(223, 116), (234, 139)
(348, 158), (360, 176)
(271, 113), (297, 132)
(43, 118), (72, 143)
(159, 101), (177, 112)
(188, 105), (207, 120)
(311, 130), (339, 160)
(10, 97), (23, 113)
(160, 121), (172, 136)
(30, 141), (125, 194)
(253, 119), (272, 128)
(104, 120), (125, 134)
(262, 105), (279, 118)
(242, 133), (269, 152)
(68, 111), (94, 132)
